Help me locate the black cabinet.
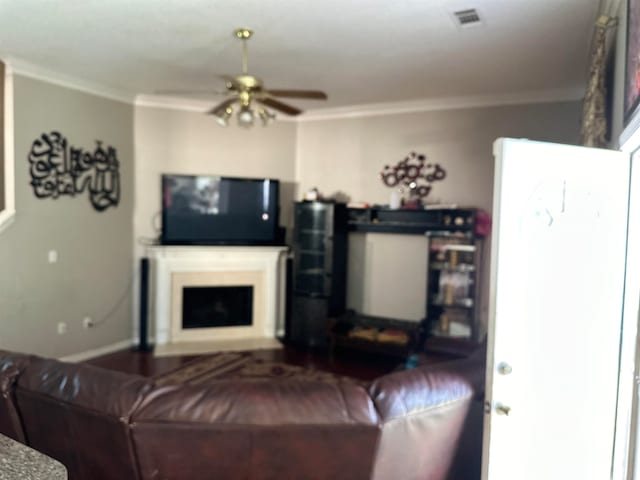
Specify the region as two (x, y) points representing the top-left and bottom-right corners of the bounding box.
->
(289, 201), (348, 347)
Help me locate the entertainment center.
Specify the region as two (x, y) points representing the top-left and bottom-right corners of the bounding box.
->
(146, 172), (487, 356)
(332, 206), (487, 357)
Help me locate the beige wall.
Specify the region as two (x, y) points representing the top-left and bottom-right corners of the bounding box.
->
(0, 75), (134, 358)
(297, 102), (581, 209)
(297, 101), (581, 323)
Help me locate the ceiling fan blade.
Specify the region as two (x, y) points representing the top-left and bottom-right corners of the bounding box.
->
(206, 97), (237, 115)
(257, 97), (302, 116)
(265, 89), (328, 100)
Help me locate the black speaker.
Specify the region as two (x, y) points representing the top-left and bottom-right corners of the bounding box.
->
(137, 257), (152, 352)
(290, 296), (330, 348)
(283, 254), (294, 342)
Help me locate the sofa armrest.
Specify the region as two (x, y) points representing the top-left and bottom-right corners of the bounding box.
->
(16, 358), (153, 480)
(368, 367), (473, 480)
(0, 350), (36, 443)
(0, 365), (26, 443)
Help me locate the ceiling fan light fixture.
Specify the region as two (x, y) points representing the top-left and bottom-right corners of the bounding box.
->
(258, 108), (275, 126)
(201, 28), (327, 129)
(237, 106), (255, 128)
(214, 107), (233, 127)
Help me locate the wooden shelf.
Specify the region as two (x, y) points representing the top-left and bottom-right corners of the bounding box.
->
(330, 311), (423, 359)
(424, 336), (482, 358)
(347, 207), (481, 236)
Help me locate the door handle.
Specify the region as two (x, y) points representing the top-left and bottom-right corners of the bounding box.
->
(495, 403), (511, 416)
(497, 362), (512, 375)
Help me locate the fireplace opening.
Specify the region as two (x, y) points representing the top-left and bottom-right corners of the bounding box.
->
(182, 286), (253, 329)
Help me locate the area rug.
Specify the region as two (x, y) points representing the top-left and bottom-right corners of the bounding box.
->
(154, 351), (366, 386)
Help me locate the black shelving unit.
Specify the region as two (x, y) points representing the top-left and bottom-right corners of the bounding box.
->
(348, 207), (480, 235)
(289, 201), (348, 348)
(425, 232), (483, 351)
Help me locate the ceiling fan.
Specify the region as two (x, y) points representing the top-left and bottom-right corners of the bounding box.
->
(161, 28), (328, 127)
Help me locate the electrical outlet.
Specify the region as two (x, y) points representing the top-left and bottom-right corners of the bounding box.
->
(83, 317), (93, 329)
(57, 322), (67, 335)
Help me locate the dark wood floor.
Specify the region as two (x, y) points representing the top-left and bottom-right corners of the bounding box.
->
(85, 341), (411, 381)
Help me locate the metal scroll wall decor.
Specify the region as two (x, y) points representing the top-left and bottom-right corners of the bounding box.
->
(379, 151), (446, 199)
(28, 131), (120, 212)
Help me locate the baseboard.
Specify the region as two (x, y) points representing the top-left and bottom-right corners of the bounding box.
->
(59, 339), (133, 363)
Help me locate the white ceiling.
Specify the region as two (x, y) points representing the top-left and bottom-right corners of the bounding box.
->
(0, 0), (601, 112)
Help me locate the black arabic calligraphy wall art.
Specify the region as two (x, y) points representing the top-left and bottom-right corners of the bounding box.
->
(28, 131), (120, 212)
(379, 151), (446, 198)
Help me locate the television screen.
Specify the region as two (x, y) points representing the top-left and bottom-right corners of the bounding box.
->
(161, 174), (280, 245)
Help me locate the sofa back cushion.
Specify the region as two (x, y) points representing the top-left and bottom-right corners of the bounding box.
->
(131, 380), (380, 480)
(368, 367), (473, 480)
(0, 350), (34, 442)
(16, 357), (153, 480)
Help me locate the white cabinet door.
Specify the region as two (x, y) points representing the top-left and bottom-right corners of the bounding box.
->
(482, 138), (630, 480)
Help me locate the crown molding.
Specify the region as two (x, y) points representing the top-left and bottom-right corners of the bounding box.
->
(135, 94), (215, 112)
(4, 56), (136, 104)
(298, 87), (586, 121)
(136, 87), (584, 121)
(134, 94), (297, 121)
(2, 56), (585, 120)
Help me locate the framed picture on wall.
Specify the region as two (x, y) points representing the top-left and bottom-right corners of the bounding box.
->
(625, 0), (640, 125)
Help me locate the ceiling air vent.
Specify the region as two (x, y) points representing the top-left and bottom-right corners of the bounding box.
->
(453, 8), (482, 27)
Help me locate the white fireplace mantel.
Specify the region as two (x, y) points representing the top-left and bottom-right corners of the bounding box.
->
(146, 246), (288, 346)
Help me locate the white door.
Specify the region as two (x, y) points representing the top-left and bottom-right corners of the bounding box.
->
(482, 138), (630, 480)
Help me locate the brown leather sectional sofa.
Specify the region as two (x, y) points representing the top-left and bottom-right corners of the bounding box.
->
(0, 349), (474, 480)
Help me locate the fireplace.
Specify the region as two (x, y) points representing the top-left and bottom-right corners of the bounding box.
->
(182, 286), (253, 329)
(147, 246), (288, 347)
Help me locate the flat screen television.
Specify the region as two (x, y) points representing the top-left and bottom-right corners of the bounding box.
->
(161, 174), (280, 245)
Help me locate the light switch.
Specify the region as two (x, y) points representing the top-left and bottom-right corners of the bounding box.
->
(48, 250), (58, 264)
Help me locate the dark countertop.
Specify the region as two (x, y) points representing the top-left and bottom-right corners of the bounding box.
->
(0, 434), (66, 480)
